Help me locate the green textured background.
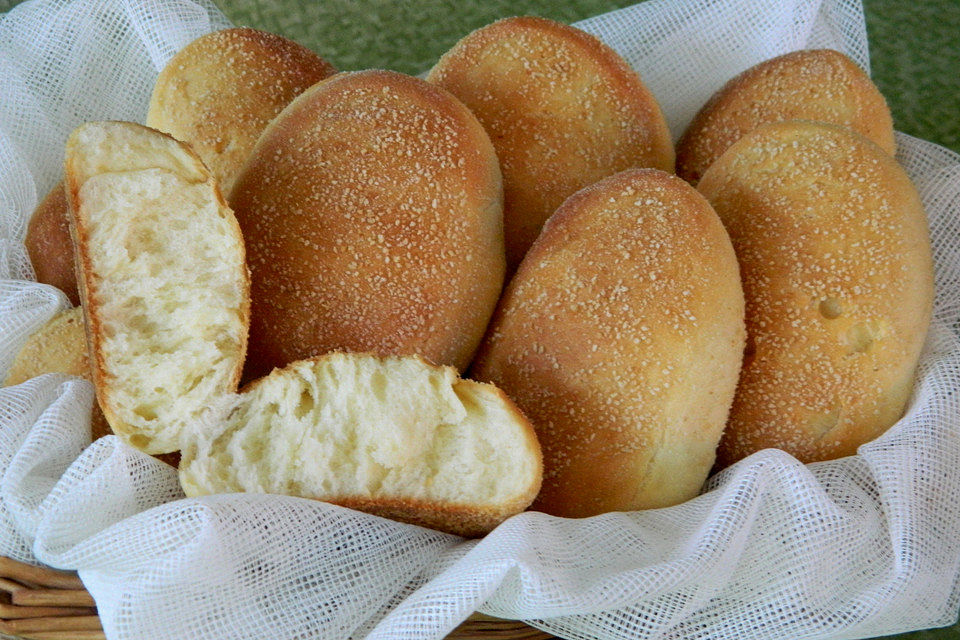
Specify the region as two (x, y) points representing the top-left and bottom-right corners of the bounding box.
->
(210, 0), (960, 154)
(0, 0), (957, 638)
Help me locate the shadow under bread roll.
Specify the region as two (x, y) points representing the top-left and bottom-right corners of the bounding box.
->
(698, 120), (934, 467)
(230, 70), (504, 381)
(472, 168), (745, 518)
(428, 16), (674, 272)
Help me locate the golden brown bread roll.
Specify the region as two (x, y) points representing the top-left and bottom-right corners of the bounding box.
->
(147, 27), (335, 194)
(677, 49), (895, 185)
(697, 120), (933, 467)
(428, 16), (674, 271)
(472, 168), (745, 518)
(4, 307), (180, 467)
(25, 181), (78, 305)
(229, 70), (504, 380)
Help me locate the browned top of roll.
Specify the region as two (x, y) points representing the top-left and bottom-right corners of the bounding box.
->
(5, 307), (87, 387)
(698, 120), (933, 466)
(473, 168), (745, 517)
(5, 307), (112, 442)
(677, 49), (895, 185)
(428, 16), (674, 270)
(147, 27), (335, 194)
(25, 181), (77, 305)
(229, 70), (504, 380)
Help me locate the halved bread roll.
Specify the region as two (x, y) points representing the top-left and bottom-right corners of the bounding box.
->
(4, 307), (181, 467)
(64, 121), (250, 455)
(179, 352), (542, 537)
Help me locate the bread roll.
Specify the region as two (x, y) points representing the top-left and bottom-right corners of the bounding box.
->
(147, 27), (335, 194)
(229, 70), (504, 380)
(697, 120), (933, 466)
(27, 28), (330, 304)
(25, 181), (78, 305)
(5, 307), (87, 388)
(4, 307), (180, 466)
(472, 168), (745, 518)
(677, 49), (895, 185)
(65, 121), (250, 455)
(179, 352), (542, 537)
(428, 16), (674, 270)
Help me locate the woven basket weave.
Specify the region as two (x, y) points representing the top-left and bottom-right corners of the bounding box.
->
(0, 555), (551, 640)
(1, 1), (957, 639)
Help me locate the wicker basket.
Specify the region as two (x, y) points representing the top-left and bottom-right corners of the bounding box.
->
(0, 555), (552, 640)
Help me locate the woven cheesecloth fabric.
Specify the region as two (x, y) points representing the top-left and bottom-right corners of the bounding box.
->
(1, 0), (959, 638)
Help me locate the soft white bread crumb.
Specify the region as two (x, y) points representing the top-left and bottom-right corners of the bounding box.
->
(179, 352), (542, 537)
(64, 121), (250, 454)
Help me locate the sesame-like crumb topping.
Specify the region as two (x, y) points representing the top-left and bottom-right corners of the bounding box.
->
(230, 71), (503, 380)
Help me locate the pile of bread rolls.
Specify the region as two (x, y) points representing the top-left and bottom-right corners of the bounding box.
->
(10, 18), (933, 536)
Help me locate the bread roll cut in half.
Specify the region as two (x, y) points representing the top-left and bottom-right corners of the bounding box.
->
(4, 307), (180, 466)
(698, 121), (933, 467)
(25, 181), (78, 305)
(147, 27), (335, 194)
(230, 70), (504, 381)
(677, 49), (895, 185)
(473, 169), (745, 518)
(64, 121), (250, 455)
(428, 16), (674, 270)
(179, 352), (542, 537)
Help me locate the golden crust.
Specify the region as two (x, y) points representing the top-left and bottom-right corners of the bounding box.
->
(4, 307), (88, 387)
(697, 120), (933, 467)
(472, 168), (745, 518)
(677, 49), (895, 185)
(428, 16), (674, 270)
(332, 494), (519, 539)
(64, 121), (250, 458)
(147, 27), (335, 194)
(65, 151), (116, 444)
(229, 70), (505, 381)
(25, 181), (78, 305)
(4, 307), (179, 467)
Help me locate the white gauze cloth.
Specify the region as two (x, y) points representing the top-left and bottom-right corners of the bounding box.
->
(1, 0), (959, 638)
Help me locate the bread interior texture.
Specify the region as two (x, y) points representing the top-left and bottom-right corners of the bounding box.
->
(76, 127), (246, 453)
(181, 354), (539, 507)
